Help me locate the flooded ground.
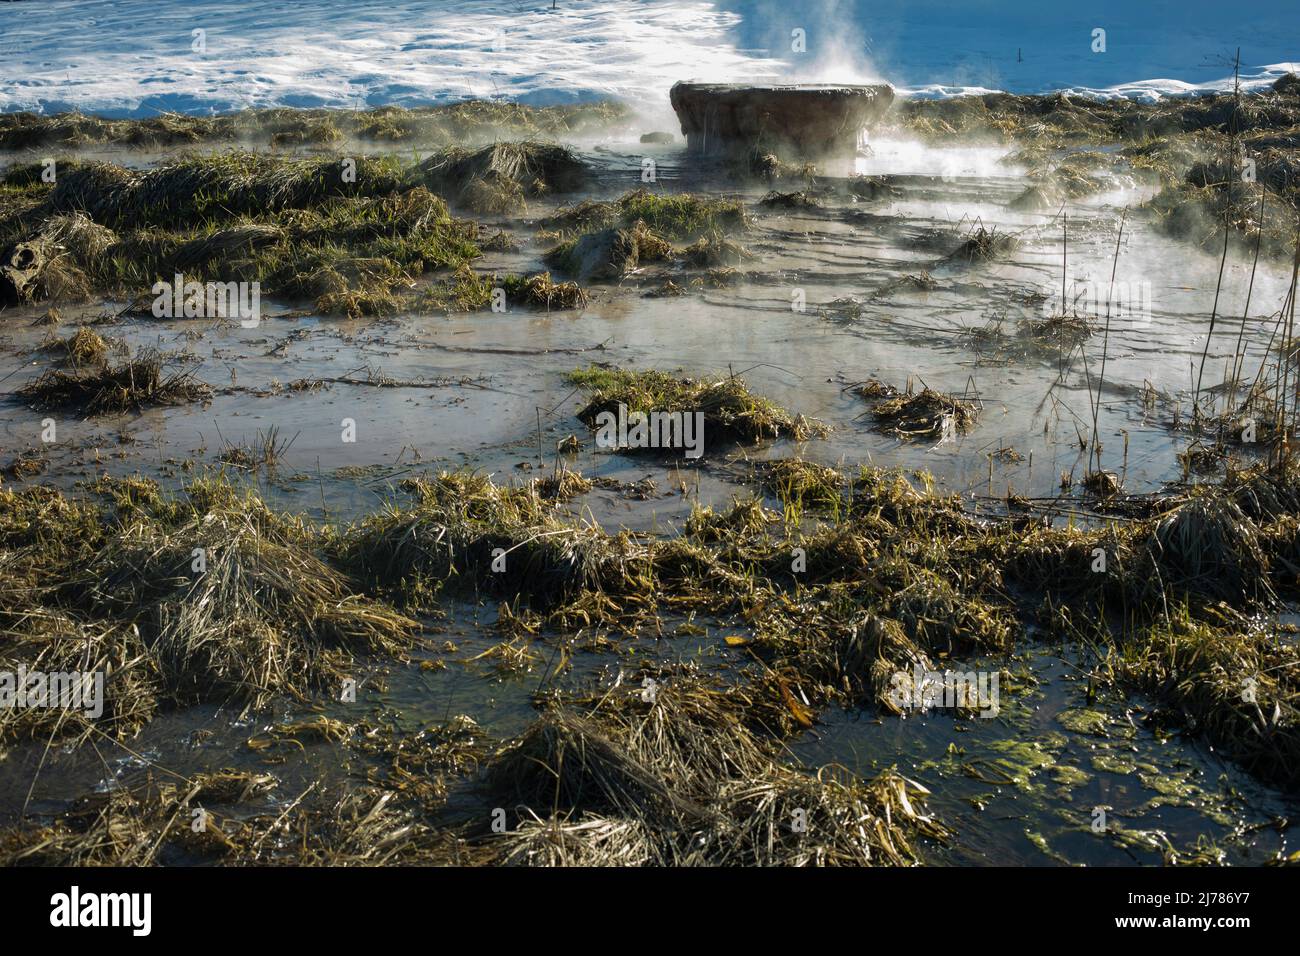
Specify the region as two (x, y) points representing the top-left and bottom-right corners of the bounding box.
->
(1, 126), (1298, 865)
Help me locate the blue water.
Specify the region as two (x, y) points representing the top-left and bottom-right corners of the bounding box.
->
(717, 0), (1299, 95)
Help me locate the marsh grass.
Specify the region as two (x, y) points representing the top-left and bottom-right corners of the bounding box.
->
(849, 175), (901, 201)
(0, 610), (159, 746)
(740, 150), (818, 184)
(755, 458), (847, 514)
(862, 384), (981, 440)
(568, 366), (827, 449)
(504, 272), (588, 310)
(2, 152), (484, 315)
(0, 772), (269, 865)
(684, 496), (776, 542)
(0, 101), (629, 151)
(541, 189), (748, 244)
(415, 142), (588, 214)
(535, 192), (748, 283)
(758, 190), (822, 210)
(1, 450), (47, 480)
(0, 476), (418, 747)
(49, 153), (408, 230)
(944, 225), (1019, 264)
(19, 348), (211, 414)
(543, 220), (673, 281)
(7, 89), (1300, 862)
(481, 668), (947, 865)
(77, 484), (417, 706)
(5, 456), (1300, 855)
(1022, 312), (1096, 351)
(536, 467), (594, 500)
(0, 212), (117, 304)
(1145, 167), (1296, 257)
(47, 326), (109, 367)
(217, 425), (296, 473)
(338, 472), (635, 609)
(1013, 149), (1123, 203)
(431, 266), (587, 312)
(680, 230), (753, 268)
(1119, 608), (1299, 788)
(1149, 493), (1273, 604)
(617, 189), (748, 240)
(0, 775), (461, 866)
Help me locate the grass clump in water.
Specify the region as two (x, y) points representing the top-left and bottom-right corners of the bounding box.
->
(543, 220), (673, 282)
(1021, 312), (1095, 351)
(431, 266), (588, 311)
(543, 189), (748, 244)
(859, 383), (981, 441)
(758, 190), (822, 210)
(47, 326), (109, 367)
(74, 479), (418, 708)
(680, 230), (753, 268)
(536, 468), (594, 501)
(684, 496), (776, 542)
(1119, 608), (1298, 789)
(415, 142), (588, 214)
(502, 272), (589, 310)
(338, 471), (634, 610)
(756, 458), (847, 514)
(480, 669), (947, 865)
(616, 189), (747, 241)
(568, 366), (827, 450)
(18, 348), (211, 415)
(539, 190), (748, 281)
(944, 225), (1019, 264)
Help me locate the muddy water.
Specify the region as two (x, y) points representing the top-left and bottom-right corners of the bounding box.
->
(2, 136), (1297, 863)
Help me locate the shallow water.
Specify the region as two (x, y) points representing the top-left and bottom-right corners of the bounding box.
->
(2, 134), (1298, 862)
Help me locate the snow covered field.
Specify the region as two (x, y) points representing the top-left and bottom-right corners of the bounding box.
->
(0, 0), (1296, 116)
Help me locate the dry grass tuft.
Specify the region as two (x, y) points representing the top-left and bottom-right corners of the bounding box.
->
(1121, 609), (1299, 788)
(758, 190), (822, 209)
(944, 225), (1018, 264)
(416, 142), (588, 213)
(568, 366), (827, 450)
(1, 213), (117, 304)
(482, 671), (946, 865)
(339, 471), (631, 608)
(864, 385), (981, 440)
(49, 326), (109, 367)
(18, 348), (211, 415)
(78, 484), (417, 706)
(680, 230), (753, 268)
(1149, 494), (1272, 604)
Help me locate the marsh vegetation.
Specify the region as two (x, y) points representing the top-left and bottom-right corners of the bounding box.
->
(2, 81), (1300, 866)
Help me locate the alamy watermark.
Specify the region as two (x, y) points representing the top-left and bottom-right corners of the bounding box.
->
(152, 273), (261, 327)
(1, 666), (104, 719)
(889, 664), (1000, 718)
(50, 886), (151, 936)
(1042, 272), (1152, 328)
(593, 403), (705, 458)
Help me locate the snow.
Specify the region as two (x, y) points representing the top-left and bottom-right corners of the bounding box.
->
(0, 0), (1295, 117)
